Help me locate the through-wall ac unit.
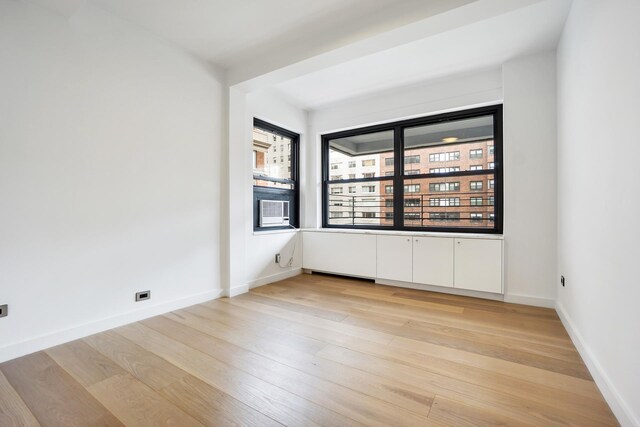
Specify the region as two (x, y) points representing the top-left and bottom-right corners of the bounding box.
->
(260, 200), (290, 227)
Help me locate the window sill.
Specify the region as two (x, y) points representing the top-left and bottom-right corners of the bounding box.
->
(301, 228), (503, 240)
(253, 228), (300, 236)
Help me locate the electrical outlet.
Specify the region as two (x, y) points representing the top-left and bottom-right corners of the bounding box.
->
(135, 291), (151, 301)
(275, 253), (281, 263)
(0, 304), (7, 318)
(561, 276), (565, 287)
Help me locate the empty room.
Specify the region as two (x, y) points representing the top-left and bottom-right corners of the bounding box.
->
(1, 0), (639, 425)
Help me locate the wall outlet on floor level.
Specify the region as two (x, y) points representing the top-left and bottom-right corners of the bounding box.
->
(561, 276), (565, 287)
(275, 253), (281, 263)
(135, 291), (151, 301)
(0, 304), (7, 318)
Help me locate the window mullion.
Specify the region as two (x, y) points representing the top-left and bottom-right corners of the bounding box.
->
(393, 125), (403, 229)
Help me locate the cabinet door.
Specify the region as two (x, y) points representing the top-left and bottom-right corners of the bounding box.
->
(376, 235), (413, 282)
(302, 232), (376, 278)
(454, 238), (503, 293)
(412, 237), (454, 287)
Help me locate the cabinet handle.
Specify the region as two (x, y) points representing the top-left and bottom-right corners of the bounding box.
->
(406, 238), (410, 242)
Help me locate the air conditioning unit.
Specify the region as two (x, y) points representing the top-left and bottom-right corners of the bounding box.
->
(260, 200), (290, 227)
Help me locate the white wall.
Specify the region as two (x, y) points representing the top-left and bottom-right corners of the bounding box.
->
(0, 2), (225, 362)
(502, 51), (557, 307)
(556, 1), (640, 425)
(226, 89), (307, 296)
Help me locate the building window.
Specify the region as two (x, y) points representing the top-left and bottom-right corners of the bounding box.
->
(429, 182), (460, 192)
(470, 181), (483, 191)
(470, 213), (483, 223)
(331, 187), (343, 194)
(470, 149), (483, 159)
(330, 163), (339, 170)
(429, 212), (461, 222)
(322, 105), (502, 232)
(348, 161), (356, 168)
(405, 155), (420, 164)
(429, 167), (460, 174)
(429, 151), (460, 162)
(362, 185), (376, 193)
(348, 186), (356, 193)
(362, 212), (376, 218)
(253, 118), (299, 231)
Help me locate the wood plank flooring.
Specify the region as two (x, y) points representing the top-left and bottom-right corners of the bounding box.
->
(0, 273), (619, 426)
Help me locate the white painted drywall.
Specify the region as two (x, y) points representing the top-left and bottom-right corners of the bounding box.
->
(0, 2), (225, 362)
(556, 1), (640, 425)
(502, 51), (558, 307)
(226, 89), (307, 295)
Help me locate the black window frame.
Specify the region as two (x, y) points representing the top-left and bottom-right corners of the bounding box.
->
(321, 104), (503, 234)
(253, 118), (300, 231)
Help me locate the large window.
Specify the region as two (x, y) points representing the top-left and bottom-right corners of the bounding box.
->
(322, 105), (502, 233)
(253, 119), (299, 230)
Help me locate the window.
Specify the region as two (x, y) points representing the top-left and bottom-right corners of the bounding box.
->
(330, 163), (339, 170)
(429, 151), (460, 162)
(348, 186), (356, 193)
(470, 149), (483, 159)
(429, 182), (460, 192)
(331, 175), (342, 180)
(253, 119), (299, 230)
(362, 185), (376, 193)
(330, 212), (343, 218)
(348, 173), (356, 179)
(348, 161), (356, 168)
(429, 212), (461, 222)
(470, 213), (483, 223)
(429, 197), (460, 207)
(322, 105), (502, 232)
(362, 212), (376, 218)
(331, 187), (343, 194)
(429, 167), (460, 174)
(405, 155), (420, 164)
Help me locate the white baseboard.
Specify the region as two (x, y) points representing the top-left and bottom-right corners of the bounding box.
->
(248, 268), (302, 290)
(226, 284), (249, 297)
(0, 288), (223, 364)
(504, 293), (555, 308)
(375, 278), (504, 302)
(556, 302), (638, 427)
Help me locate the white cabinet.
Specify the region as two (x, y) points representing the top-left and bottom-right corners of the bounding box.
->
(454, 238), (502, 293)
(376, 235), (413, 282)
(413, 236), (454, 287)
(302, 232), (376, 278)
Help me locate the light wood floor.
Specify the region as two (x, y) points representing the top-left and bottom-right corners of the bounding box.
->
(0, 274), (618, 426)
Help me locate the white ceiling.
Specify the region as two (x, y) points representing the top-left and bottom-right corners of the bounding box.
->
(273, 0), (571, 109)
(75, 0), (476, 70)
